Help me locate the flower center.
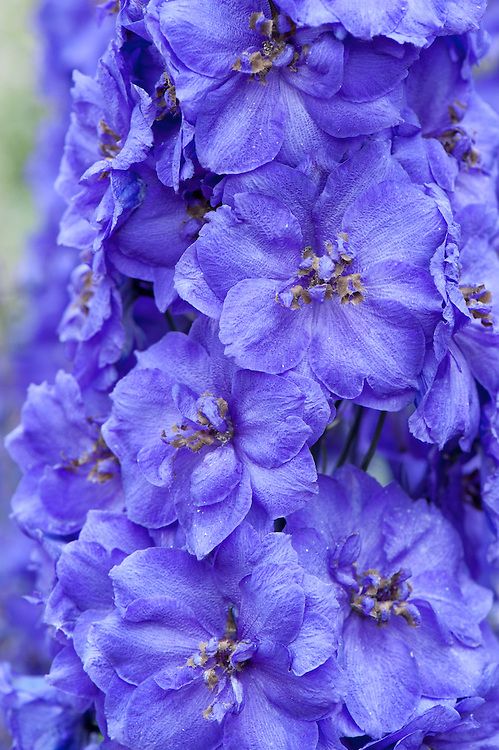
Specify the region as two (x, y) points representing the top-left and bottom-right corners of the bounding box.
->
(155, 72), (179, 119)
(164, 394), (233, 453)
(460, 283), (493, 328)
(435, 103), (480, 168)
(438, 126), (479, 167)
(98, 119), (122, 159)
(70, 270), (95, 317)
(64, 435), (117, 484)
(232, 8), (299, 77)
(278, 235), (365, 309)
(186, 190), (214, 223)
(350, 568), (421, 627)
(186, 608), (255, 721)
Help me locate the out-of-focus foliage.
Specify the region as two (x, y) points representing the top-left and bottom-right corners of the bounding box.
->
(0, 0), (42, 506)
(0, 0), (40, 285)
(0, 13), (41, 748)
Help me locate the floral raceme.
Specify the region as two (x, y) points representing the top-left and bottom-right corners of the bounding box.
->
(177, 142), (446, 404)
(2, 0), (499, 749)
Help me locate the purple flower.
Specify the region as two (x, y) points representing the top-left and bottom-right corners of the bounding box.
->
(81, 525), (342, 750)
(393, 37), (474, 193)
(106, 167), (213, 312)
(274, 0), (409, 39)
(176, 141), (446, 406)
(0, 665), (111, 750)
(276, 0), (486, 45)
(481, 395), (499, 543)
(287, 466), (493, 738)
(3, 0), (499, 745)
(57, 34), (207, 311)
(146, 0), (415, 173)
(59, 251), (125, 392)
(57, 40), (156, 252)
(396, 35), (499, 209)
(45, 511), (153, 638)
(6, 372), (123, 537)
(42, 511), (156, 730)
(410, 224), (499, 450)
(362, 662), (499, 749)
(0, 522), (50, 677)
(103, 318), (328, 556)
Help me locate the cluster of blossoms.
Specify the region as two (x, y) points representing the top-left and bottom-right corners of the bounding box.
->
(3, 0), (499, 747)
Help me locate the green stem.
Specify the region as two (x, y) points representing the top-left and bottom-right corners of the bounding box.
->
(360, 411), (387, 472)
(335, 407), (364, 470)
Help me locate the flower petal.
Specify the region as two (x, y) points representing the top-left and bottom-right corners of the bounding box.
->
(342, 615), (420, 738)
(124, 676), (222, 750)
(220, 278), (312, 374)
(196, 74), (285, 174)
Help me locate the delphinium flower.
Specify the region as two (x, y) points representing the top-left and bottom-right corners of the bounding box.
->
(274, 0), (486, 43)
(476, 0), (499, 112)
(42, 510), (155, 723)
(57, 26), (201, 312)
(395, 31), (499, 450)
(3, 0), (499, 747)
(177, 141), (446, 407)
(80, 525), (342, 749)
(409, 220), (499, 450)
(57, 38), (156, 254)
(392, 36), (483, 193)
(103, 318), (328, 556)
(58, 251), (125, 392)
(0, 665), (123, 750)
(287, 466), (493, 738)
(360, 662), (499, 749)
(146, 0), (416, 173)
(6, 371), (123, 537)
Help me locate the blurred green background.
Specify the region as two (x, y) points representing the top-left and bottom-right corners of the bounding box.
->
(0, 0), (39, 294)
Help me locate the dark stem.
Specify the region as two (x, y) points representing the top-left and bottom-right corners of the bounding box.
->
(165, 309), (178, 332)
(335, 407), (364, 470)
(321, 432), (328, 473)
(360, 411), (387, 472)
(312, 401), (344, 474)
